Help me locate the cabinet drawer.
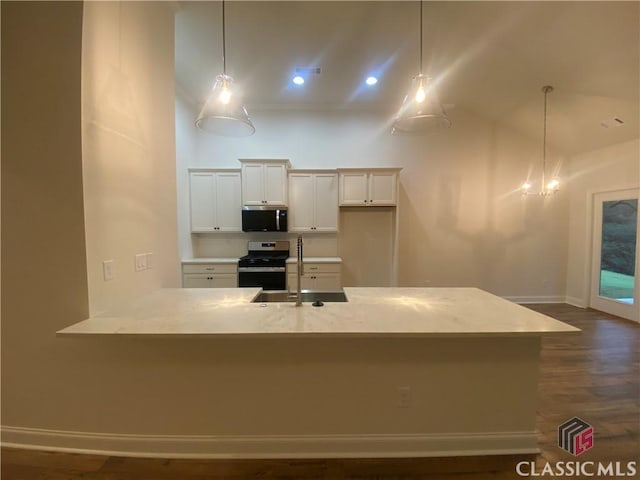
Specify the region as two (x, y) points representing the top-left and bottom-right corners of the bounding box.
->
(288, 263), (341, 274)
(182, 263), (237, 274)
(183, 273), (237, 288)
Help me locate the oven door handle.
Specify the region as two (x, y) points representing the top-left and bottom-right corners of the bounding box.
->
(238, 267), (286, 273)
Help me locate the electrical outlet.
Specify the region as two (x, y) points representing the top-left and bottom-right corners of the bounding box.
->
(145, 252), (153, 269)
(397, 386), (411, 408)
(135, 253), (147, 272)
(102, 260), (114, 281)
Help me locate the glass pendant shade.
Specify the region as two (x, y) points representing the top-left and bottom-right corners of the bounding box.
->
(195, 74), (255, 136)
(393, 74), (451, 133)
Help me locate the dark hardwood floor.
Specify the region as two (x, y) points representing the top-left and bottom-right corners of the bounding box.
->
(2, 304), (639, 479)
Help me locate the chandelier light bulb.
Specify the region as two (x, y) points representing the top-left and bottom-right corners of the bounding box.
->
(415, 83), (426, 103)
(218, 87), (232, 105)
(546, 179), (560, 191)
(521, 181), (532, 191)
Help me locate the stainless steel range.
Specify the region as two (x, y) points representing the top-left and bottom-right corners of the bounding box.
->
(238, 241), (289, 291)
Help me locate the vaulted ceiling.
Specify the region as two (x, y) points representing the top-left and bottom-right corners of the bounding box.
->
(175, 1), (639, 156)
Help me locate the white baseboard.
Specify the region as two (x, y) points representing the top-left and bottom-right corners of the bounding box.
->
(1, 425), (538, 459)
(502, 295), (565, 304)
(565, 296), (587, 308)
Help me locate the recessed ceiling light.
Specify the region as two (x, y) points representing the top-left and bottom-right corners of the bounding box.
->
(292, 75), (305, 85)
(365, 76), (378, 86)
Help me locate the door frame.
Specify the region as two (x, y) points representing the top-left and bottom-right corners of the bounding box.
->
(588, 187), (639, 322)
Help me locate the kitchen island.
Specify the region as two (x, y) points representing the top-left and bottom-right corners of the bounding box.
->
(58, 287), (576, 337)
(55, 288), (578, 458)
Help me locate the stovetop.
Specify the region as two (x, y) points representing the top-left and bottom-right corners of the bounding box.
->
(238, 241), (290, 267)
(238, 253), (288, 267)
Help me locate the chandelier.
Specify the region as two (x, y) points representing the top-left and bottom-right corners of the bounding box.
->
(521, 86), (559, 196)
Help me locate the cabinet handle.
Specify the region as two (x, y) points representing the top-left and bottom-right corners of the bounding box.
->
(309, 267), (318, 270)
(206, 267), (215, 271)
(364, 200), (368, 203)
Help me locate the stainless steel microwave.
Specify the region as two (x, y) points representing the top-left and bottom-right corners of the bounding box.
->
(241, 206), (288, 232)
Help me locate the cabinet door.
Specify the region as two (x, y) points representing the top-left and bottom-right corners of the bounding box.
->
(189, 172), (216, 232)
(215, 172), (242, 231)
(241, 163), (265, 205)
(287, 273), (314, 292)
(339, 173), (368, 206)
(183, 274), (213, 288)
(209, 274), (238, 288)
(369, 171), (397, 205)
(314, 174), (338, 231)
(264, 163), (288, 205)
(288, 173), (315, 232)
(312, 273), (341, 291)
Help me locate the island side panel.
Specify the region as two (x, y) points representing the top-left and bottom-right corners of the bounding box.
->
(42, 334), (541, 457)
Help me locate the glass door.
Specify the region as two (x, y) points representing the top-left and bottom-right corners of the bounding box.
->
(590, 188), (639, 321)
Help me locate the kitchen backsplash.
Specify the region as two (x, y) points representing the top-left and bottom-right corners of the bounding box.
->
(192, 232), (339, 258)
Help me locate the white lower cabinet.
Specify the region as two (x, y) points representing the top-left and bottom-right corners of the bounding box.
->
(287, 262), (341, 292)
(182, 263), (238, 288)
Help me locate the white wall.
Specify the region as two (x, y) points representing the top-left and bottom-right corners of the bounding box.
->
(82, 1), (180, 315)
(177, 106), (570, 299)
(565, 139), (640, 307)
(175, 89), (199, 260)
(1, 0), (188, 443)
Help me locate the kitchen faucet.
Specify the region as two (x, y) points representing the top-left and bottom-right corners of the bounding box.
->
(295, 235), (303, 307)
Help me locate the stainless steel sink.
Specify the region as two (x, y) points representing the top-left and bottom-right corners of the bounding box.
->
(252, 290), (348, 303)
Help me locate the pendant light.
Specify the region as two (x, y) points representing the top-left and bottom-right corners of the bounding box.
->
(195, 0), (255, 136)
(521, 86), (560, 196)
(393, 1), (451, 134)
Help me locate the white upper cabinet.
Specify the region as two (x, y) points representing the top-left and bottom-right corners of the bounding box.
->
(288, 170), (338, 232)
(339, 172), (369, 206)
(239, 159), (290, 206)
(189, 169), (242, 232)
(338, 169), (400, 206)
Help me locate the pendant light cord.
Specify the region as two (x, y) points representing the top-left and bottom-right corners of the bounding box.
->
(542, 86), (551, 189)
(221, 0), (226, 74)
(419, 1), (423, 73)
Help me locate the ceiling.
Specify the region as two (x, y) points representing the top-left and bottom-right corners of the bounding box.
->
(175, 1), (639, 156)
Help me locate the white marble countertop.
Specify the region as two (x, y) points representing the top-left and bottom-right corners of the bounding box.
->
(286, 257), (342, 263)
(182, 258), (239, 264)
(57, 287), (579, 338)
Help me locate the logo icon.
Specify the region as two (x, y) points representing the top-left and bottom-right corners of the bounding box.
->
(558, 417), (594, 456)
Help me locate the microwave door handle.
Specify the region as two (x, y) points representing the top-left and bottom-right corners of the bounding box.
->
(276, 209), (280, 231)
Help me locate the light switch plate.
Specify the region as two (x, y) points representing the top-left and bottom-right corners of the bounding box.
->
(135, 253), (147, 272)
(103, 260), (114, 281)
(145, 252), (153, 269)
